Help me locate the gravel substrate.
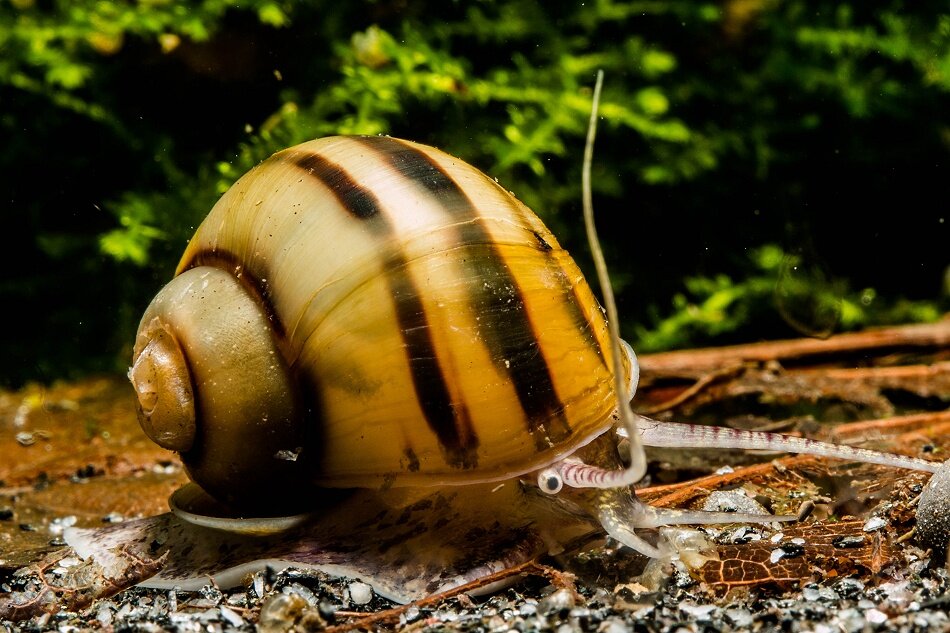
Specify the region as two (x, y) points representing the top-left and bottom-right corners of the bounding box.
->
(4, 541), (949, 632)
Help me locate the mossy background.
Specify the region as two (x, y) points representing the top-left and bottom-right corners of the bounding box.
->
(1, 0), (947, 387)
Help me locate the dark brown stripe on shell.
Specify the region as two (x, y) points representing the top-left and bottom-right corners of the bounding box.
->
(485, 182), (609, 372)
(355, 136), (572, 450)
(565, 270), (609, 372)
(289, 149), (479, 469)
(180, 248), (285, 340)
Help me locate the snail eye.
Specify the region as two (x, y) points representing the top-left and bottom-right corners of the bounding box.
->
(538, 469), (563, 495)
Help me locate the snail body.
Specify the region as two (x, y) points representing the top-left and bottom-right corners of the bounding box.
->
(131, 135), (632, 511)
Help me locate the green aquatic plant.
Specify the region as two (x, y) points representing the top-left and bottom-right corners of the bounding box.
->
(1, 0), (946, 384)
(635, 245), (944, 352)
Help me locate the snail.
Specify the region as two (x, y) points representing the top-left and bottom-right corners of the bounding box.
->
(116, 75), (941, 579)
(126, 123), (941, 563)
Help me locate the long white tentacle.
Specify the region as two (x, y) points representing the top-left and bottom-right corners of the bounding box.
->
(634, 415), (940, 473)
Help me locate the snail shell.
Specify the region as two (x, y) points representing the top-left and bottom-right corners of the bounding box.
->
(915, 460), (950, 560)
(130, 135), (632, 511)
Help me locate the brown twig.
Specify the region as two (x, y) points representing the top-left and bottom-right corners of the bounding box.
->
(639, 365), (745, 414)
(830, 410), (950, 440)
(794, 361), (950, 381)
(638, 454), (818, 508)
(639, 320), (950, 378)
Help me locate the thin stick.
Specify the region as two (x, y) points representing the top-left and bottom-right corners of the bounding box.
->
(582, 69), (647, 483)
(639, 320), (950, 377)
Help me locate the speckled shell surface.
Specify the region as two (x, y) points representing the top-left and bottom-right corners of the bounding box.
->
(176, 136), (628, 489)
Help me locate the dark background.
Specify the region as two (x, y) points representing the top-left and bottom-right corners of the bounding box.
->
(1, 1), (947, 387)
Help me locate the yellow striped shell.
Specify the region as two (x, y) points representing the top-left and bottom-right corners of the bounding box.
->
(130, 135), (631, 511)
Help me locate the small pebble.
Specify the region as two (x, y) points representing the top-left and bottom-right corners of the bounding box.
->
(539, 588), (576, 614)
(724, 607), (753, 627)
(834, 578), (865, 599)
(0, 507), (13, 521)
(703, 490), (769, 514)
(728, 526), (762, 544)
(598, 618), (628, 633)
(285, 582), (317, 606)
(348, 580), (374, 605)
(780, 542), (804, 558)
(833, 535), (866, 549)
(219, 605), (245, 627)
(258, 592), (311, 633)
(519, 602), (538, 616)
(802, 584), (838, 602)
(404, 605), (421, 622)
(679, 602), (717, 621)
(865, 608), (888, 624)
(96, 604), (113, 627)
(48, 515), (77, 535)
(862, 516), (887, 532)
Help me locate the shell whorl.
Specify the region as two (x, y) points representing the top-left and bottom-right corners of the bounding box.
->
(135, 135), (630, 503)
(131, 267), (304, 509)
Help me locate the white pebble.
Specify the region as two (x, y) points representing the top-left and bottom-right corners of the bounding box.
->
(219, 606), (245, 627)
(679, 602), (718, 621)
(724, 608), (753, 627)
(599, 618), (628, 633)
(863, 516), (888, 532)
(96, 604), (113, 627)
(865, 608), (888, 624)
(348, 581), (374, 605)
(770, 548), (787, 563)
